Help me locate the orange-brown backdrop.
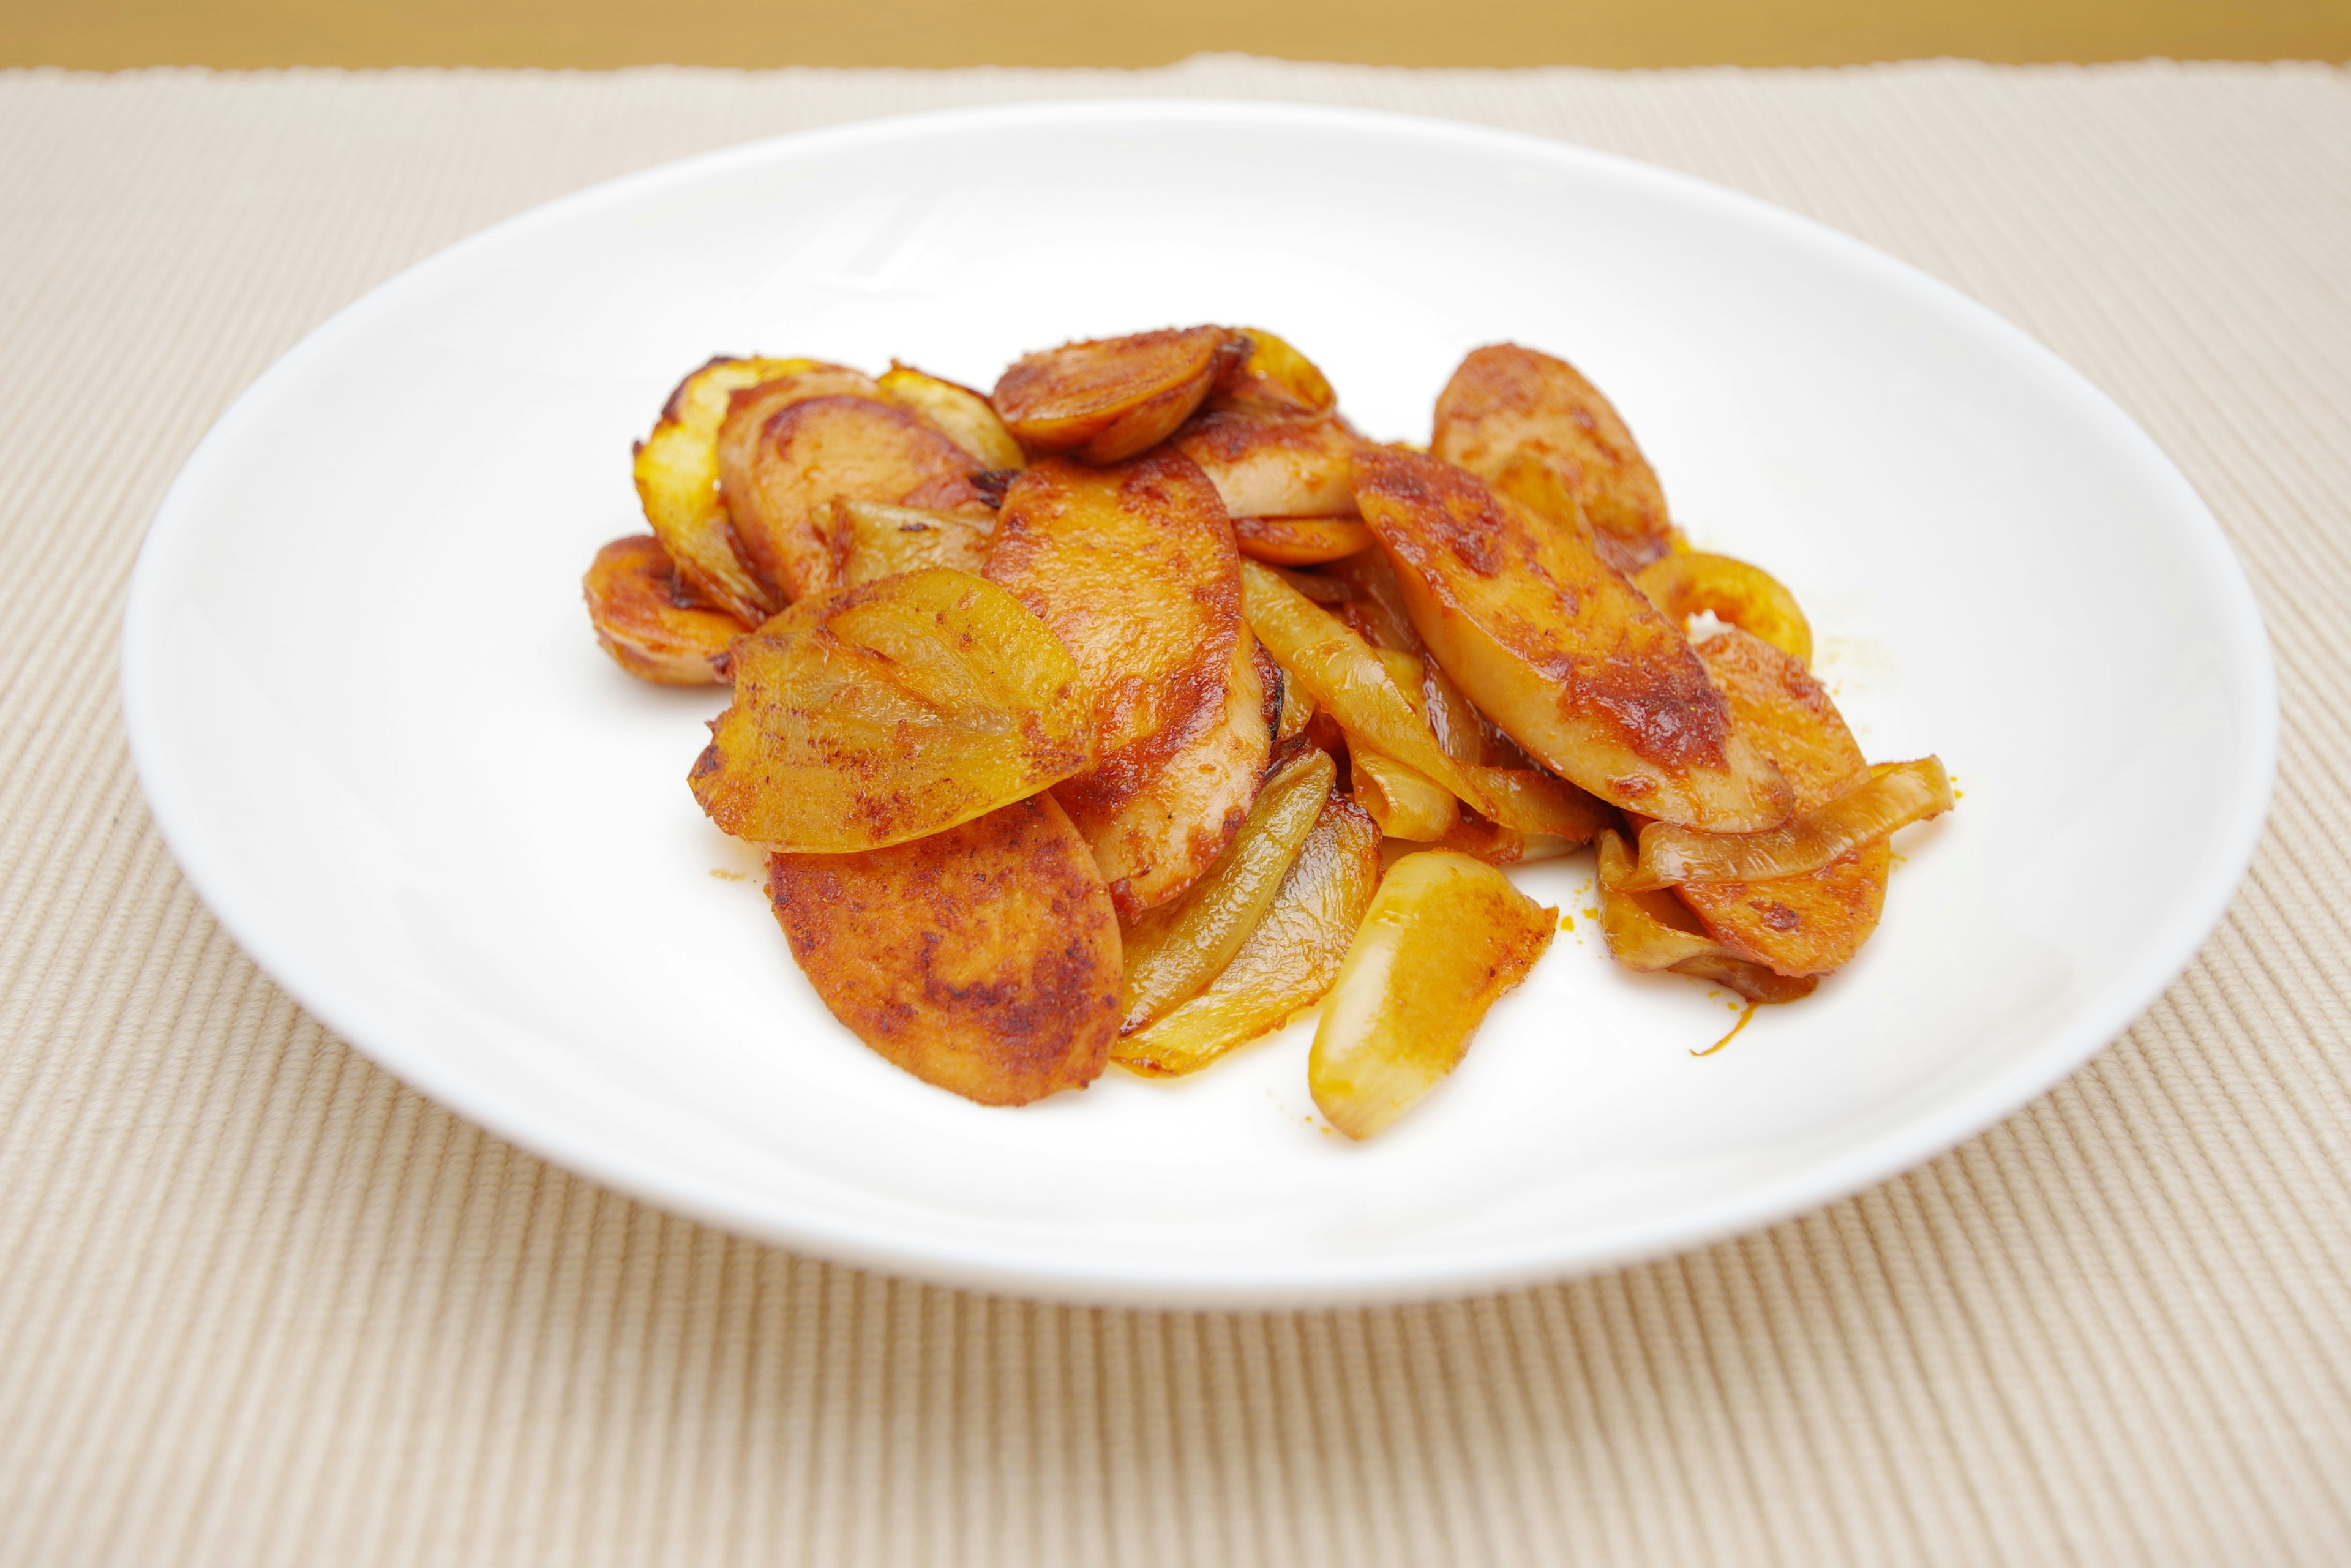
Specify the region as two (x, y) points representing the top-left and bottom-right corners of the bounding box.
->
(7, 0), (2349, 69)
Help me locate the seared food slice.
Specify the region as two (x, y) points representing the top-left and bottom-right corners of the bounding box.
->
(877, 363), (1026, 470)
(985, 453), (1269, 917)
(1115, 792), (1382, 1078)
(1231, 516), (1375, 565)
(1654, 629), (1941, 977)
(1350, 752), (1458, 842)
(1204, 327), (1337, 418)
(768, 792), (1119, 1106)
(1174, 413), (1363, 519)
(1310, 851), (1555, 1139)
(994, 326), (1248, 464)
(582, 535), (751, 686)
(1631, 759), (1949, 889)
(1354, 449), (1792, 831)
(633, 355), (834, 623)
(1431, 342), (1676, 572)
(1240, 561), (1609, 841)
(1594, 829), (1821, 1001)
(1636, 552), (1813, 666)
(691, 568), (1090, 853)
(1119, 747), (1335, 1033)
(719, 390), (989, 605)
(831, 499), (992, 587)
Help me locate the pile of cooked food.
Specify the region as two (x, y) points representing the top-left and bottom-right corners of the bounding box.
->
(582, 326), (1952, 1138)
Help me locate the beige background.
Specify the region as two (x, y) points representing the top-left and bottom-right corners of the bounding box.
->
(5, 53), (2351, 1568)
(4, 0), (2350, 69)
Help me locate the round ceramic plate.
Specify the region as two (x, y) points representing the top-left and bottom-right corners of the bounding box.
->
(121, 102), (2274, 1307)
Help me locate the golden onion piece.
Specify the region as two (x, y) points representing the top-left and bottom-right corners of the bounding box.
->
(1275, 673), (1316, 743)
(1594, 829), (1730, 970)
(1635, 551), (1814, 666)
(1119, 746), (1335, 1033)
(1232, 515), (1376, 565)
(1205, 327), (1337, 418)
(831, 498), (992, 587)
(1351, 751), (1458, 842)
(689, 568), (1091, 853)
(877, 363), (1027, 470)
(1597, 829), (1817, 999)
(1310, 850), (1556, 1140)
(582, 535), (751, 687)
(1622, 757), (1952, 890)
(1460, 766), (1610, 842)
(1242, 562), (1486, 808)
(1243, 561), (1610, 842)
(1114, 792), (1382, 1078)
(632, 354), (829, 623)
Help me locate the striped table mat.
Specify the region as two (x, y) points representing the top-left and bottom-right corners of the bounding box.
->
(3, 56), (2348, 1566)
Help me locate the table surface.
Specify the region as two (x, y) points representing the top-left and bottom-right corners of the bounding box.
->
(4, 56), (2350, 1568)
(9, 0), (2351, 71)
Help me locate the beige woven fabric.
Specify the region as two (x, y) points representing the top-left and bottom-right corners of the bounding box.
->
(3, 56), (2349, 1566)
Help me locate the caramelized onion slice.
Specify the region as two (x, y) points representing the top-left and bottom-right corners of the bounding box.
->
(1621, 757), (1951, 890)
(1242, 561), (1501, 818)
(1207, 327), (1337, 417)
(633, 355), (829, 623)
(877, 363), (1026, 470)
(1457, 765), (1610, 842)
(691, 568), (1092, 853)
(1635, 552), (1813, 666)
(1352, 751), (1458, 842)
(1114, 793), (1381, 1078)
(1595, 830), (1728, 971)
(1119, 747), (1335, 1033)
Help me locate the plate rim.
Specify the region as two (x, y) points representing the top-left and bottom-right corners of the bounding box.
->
(119, 97), (2279, 1307)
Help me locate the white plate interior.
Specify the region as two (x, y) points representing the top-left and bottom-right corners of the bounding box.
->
(122, 103), (2273, 1306)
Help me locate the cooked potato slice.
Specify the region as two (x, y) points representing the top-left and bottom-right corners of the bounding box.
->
(1119, 747), (1335, 1032)
(994, 326), (1248, 464)
(1354, 449), (1793, 831)
(1310, 851), (1555, 1139)
(1351, 751), (1458, 841)
(832, 498), (992, 587)
(690, 569), (1090, 853)
(1678, 845), (1892, 979)
(877, 363), (1026, 470)
(632, 355), (834, 623)
(1174, 413), (1363, 519)
(985, 453), (1269, 917)
(1204, 327), (1337, 418)
(1115, 792), (1381, 1077)
(1431, 343), (1676, 572)
(1637, 552), (1813, 666)
(1231, 516), (1376, 565)
(768, 792), (1119, 1105)
(582, 535), (751, 686)
(719, 391), (989, 605)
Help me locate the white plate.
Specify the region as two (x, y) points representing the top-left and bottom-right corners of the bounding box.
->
(121, 102), (2274, 1307)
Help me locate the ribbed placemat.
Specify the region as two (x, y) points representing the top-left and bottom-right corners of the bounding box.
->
(3, 57), (2348, 1567)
